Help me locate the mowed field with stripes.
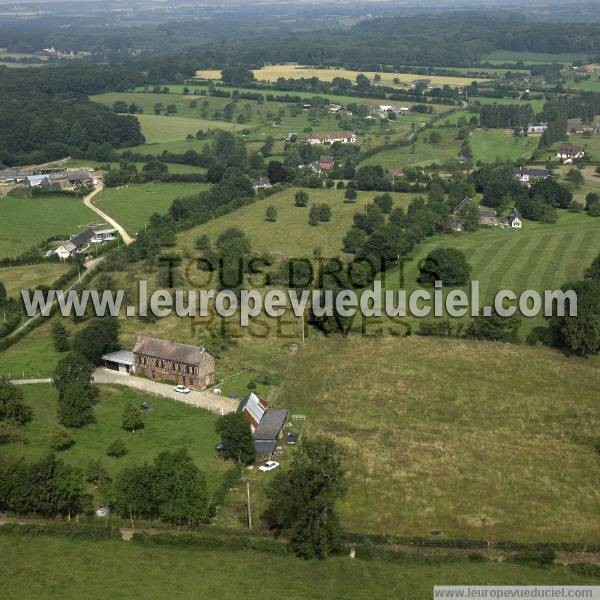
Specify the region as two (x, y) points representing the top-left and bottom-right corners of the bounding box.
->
(381, 211), (599, 336)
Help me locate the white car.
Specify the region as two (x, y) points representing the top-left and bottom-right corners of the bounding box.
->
(258, 461), (280, 472)
(173, 385), (191, 394)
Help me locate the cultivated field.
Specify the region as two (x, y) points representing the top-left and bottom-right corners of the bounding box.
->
(277, 335), (600, 542)
(2, 384), (227, 490)
(1, 535), (592, 600)
(0, 194), (102, 259)
(94, 182), (208, 236)
(196, 64), (490, 87)
(469, 129), (539, 163)
(482, 51), (590, 65)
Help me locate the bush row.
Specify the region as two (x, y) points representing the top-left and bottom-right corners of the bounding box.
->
(0, 522), (120, 540)
(208, 464), (243, 518)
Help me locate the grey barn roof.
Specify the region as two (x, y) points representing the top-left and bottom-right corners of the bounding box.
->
(254, 440), (277, 454)
(133, 335), (213, 366)
(101, 350), (134, 366)
(69, 228), (95, 249)
(253, 408), (288, 442)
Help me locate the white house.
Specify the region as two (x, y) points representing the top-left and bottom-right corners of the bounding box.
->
(527, 123), (548, 135)
(508, 208), (523, 229)
(556, 143), (585, 160)
(54, 229), (96, 259)
(515, 166), (551, 185)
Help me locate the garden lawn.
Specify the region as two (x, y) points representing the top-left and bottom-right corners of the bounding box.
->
(94, 182), (208, 235)
(0, 194), (101, 259)
(3, 383), (227, 490)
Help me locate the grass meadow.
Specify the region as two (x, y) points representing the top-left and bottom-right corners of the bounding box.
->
(482, 51), (590, 65)
(361, 127), (461, 168)
(1, 536), (593, 600)
(0, 263), (70, 297)
(0, 194), (101, 259)
(135, 114), (235, 144)
(277, 335), (600, 542)
(3, 384), (227, 490)
(469, 129), (538, 163)
(94, 182), (208, 235)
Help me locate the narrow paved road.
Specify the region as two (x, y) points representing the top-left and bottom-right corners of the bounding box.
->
(93, 368), (238, 414)
(82, 184), (135, 245)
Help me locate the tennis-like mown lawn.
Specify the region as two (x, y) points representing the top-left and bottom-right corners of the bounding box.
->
(1, 535), (593, 600)
(0, 194), (100, 259)
(94, 182), (208, 236)
(470, 128), (538, 163)
(3, 383), (227, 490)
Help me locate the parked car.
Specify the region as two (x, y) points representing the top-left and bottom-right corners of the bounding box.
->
(258, 460), (280, 472)
(173, 385), (191, 394)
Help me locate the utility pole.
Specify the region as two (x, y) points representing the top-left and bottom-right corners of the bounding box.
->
(244, 478), (252, 529)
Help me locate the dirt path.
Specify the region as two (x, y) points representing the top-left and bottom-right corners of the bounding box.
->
(82, 184), (134, 246)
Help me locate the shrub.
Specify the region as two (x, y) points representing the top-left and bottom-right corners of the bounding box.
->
(106, 439), (128, 458)
(417, 319), (454, 337)
(50, 426), (75, 451)
(509, 547), (556, 567)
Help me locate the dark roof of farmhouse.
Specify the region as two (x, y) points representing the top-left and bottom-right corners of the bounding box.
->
(133, 335), (213, 365)
(253, 408), (288, 441)
(69, 228), (95, 249)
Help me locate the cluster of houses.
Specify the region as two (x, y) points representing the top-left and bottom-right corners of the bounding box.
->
(373, 104), (410, 117)
(556, 143), (585, 160)
(328, 103), (353, 116)
(101, 335), (289, 454)
(447, 197), (523, 232)
(305, 132), (357, 144)
(53, 227), (117, 259)
(0, 167), (104, 191)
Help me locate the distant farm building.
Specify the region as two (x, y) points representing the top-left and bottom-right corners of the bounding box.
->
(305, 132), (357, 144)
(526, 123), (548, 136)
(556, 143), (585, 159)
(515, 166), (551, 185)
(133, 335), (215, 390)
(252, 177), (271, 190)
(508, 207), (523, 229)
(54, 229), (96, 259)
(479, 207), (499, 227)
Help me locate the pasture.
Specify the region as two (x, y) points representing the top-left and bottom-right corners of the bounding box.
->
(361, 127), (461, 168)
(469, 129), (538, 163)
(176, 187), (415, 258)
(94, 182), (208, 236)
(196, 64), (491, 87)
(1, 536), (591, 600)
(0, 194), (101, 259)
(135, 114), (235, 144)
(3, 383), (227, 490)
(278, 335), (600, 542)
(0, 263), (70, 297)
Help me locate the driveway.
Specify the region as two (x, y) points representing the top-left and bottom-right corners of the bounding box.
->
(93, 368), (238, 414)
(83, 184), (135, 245)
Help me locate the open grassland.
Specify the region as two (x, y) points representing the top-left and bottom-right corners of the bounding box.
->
(2, 384), (227, 490)
(94, 182), (208, 236)
(277, 336), (600, 542)
(1, 536), (592, 600)
(135, 114), (236, 144)
(554, 133), (600, 161)
(555, 164), (600, 204)
(0, 194), (102, 259)
(379, 210), (600, 337)
(571, 76), (600, 93)
(470, 129), (538, 163)
(472, 96), (546, 114)
(66, 159), (204, 175)
(197, 64), (490, 87)
(118, 138), (210, 156)
(362, 127), (461, 168)
(177, 187), (415, 258)
(482, 51), (590, 65)
(0, 263), (69, 297)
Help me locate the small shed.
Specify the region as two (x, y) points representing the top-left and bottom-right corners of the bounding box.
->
(101, 350), (134, 374)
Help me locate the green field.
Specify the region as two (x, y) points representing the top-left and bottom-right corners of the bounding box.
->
(94, 182), (208, 235)
(277, 335), (600, 542)
(1, 535), (593, 600)
(471, 96), (546, 114)
(136, 114), (236, 144)
(177, 187), (414, 258)
(483, 51), (590, 65)
(362, 127), (461, 168)
(470, 128), (539, 163)
(0, 263), (70, 297)
(2, 384), (227, 490)
(66, 159), (204, 175)
(0, 194), (101, 259)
